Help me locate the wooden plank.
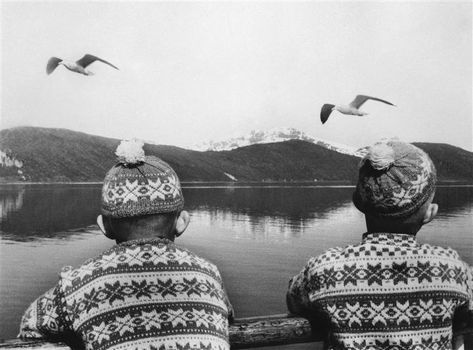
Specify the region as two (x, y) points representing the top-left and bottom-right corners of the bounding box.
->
(229, 314), (320, 349)
(1, 314), (472, 350)
(0, 339), (69, 350)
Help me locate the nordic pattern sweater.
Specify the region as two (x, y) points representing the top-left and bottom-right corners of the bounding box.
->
(19, 238), (233, 350)
(287, 233), (473, 350)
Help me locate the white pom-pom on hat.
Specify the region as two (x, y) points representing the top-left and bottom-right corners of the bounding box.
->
(366, 142), (395, 170)
(115, 139), (146, 165)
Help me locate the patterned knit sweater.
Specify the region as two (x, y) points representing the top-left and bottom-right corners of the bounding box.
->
(287, 233), (473, 350)
(19, 238), (233, 350)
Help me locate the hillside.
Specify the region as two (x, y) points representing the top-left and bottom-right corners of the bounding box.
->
(210, 140), (359, 181)
(0, 127), (360, 182)
(0, 127), (225, 182)
(0, 127), (472, 183)
(413, 142), (473, 182)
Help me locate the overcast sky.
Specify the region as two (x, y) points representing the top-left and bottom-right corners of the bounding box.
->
(1, 1), (472, 151)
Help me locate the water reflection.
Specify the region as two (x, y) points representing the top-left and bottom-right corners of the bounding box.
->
(435, 186), (473, 217)
(0, 185), (472, 242)
(0, 185), (355, 241)
(190, 202), (356, 242)
(0, 187), (24, 221)
(0, 184), (101, 240)
(185, 187), (352, 218)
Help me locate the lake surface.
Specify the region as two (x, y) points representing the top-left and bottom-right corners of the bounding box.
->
(1, 184), (472, 344)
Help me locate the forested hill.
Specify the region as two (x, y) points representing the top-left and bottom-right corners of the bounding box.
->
(0, 127), (472, 183)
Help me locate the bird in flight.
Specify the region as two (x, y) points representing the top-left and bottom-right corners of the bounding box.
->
(46, 54), (119, 76)
(320, 95), (395, 124)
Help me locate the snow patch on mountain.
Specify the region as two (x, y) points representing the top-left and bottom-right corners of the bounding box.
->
(0, 150), (23, 168)
(0, 149), (26, 180)
(223, 172), (237, 181)
(194, 128), (364, 157)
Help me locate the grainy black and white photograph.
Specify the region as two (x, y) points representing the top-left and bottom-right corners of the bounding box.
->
(1, 1), (472, 350)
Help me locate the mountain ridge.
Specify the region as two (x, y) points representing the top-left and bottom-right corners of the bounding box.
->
(194, 127), (363, 157)
(1, 126), (472, 183)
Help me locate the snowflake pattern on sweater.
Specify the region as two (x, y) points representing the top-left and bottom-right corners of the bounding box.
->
(287, 233), (473, 350)
(19, 239), (232, 350)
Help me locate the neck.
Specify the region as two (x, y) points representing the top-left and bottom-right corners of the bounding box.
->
(366, 217), (421, 235)
(115, 230), (176, 244)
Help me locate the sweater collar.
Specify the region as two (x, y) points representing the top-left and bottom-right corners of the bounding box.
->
(118, 237), (174, 247)
(362, 232), (418, 247)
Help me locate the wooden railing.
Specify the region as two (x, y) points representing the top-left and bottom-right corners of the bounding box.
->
(1, 314), (472, 350)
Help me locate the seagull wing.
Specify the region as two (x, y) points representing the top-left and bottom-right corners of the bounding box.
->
(46, 57), (63, 75)
(320, 104), (335, 124)
(76, 54), (119, 70)
(349, 95), (395, 109)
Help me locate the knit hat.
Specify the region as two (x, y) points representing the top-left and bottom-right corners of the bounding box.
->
(101, 139), (184, 218)
(353, 140), (436, 218)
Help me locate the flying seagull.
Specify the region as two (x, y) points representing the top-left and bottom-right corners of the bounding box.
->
(320, 95), (395, 124)
(46, 54), (119, 76)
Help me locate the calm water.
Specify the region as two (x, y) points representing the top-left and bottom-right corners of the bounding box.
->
(1, 184), (472, 343)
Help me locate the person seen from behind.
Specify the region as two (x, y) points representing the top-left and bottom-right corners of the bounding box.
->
(19, 139), (233, 350)
(287, 140), (473, 350)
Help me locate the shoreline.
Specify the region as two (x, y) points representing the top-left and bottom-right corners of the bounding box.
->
(0, 180), (353, 185)
(1, 181), (472, 187)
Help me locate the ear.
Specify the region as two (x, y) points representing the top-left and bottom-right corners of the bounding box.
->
(422, 203), (438, 225)
(174, 210), (190, 238)
(97, 215), (114, 240)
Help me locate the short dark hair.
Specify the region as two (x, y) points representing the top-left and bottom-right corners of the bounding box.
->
(105, 212), (179, 242)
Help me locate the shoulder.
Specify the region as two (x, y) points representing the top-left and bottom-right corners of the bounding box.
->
(302, 241), (378, 276)
(417, 243), (473, 277)
(57, 244), (125, 290)
(310, 245), (350, 265)
(174, 244), (223, 279)
(417, 242), (463, 261)
(299, 246), (346, 276)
